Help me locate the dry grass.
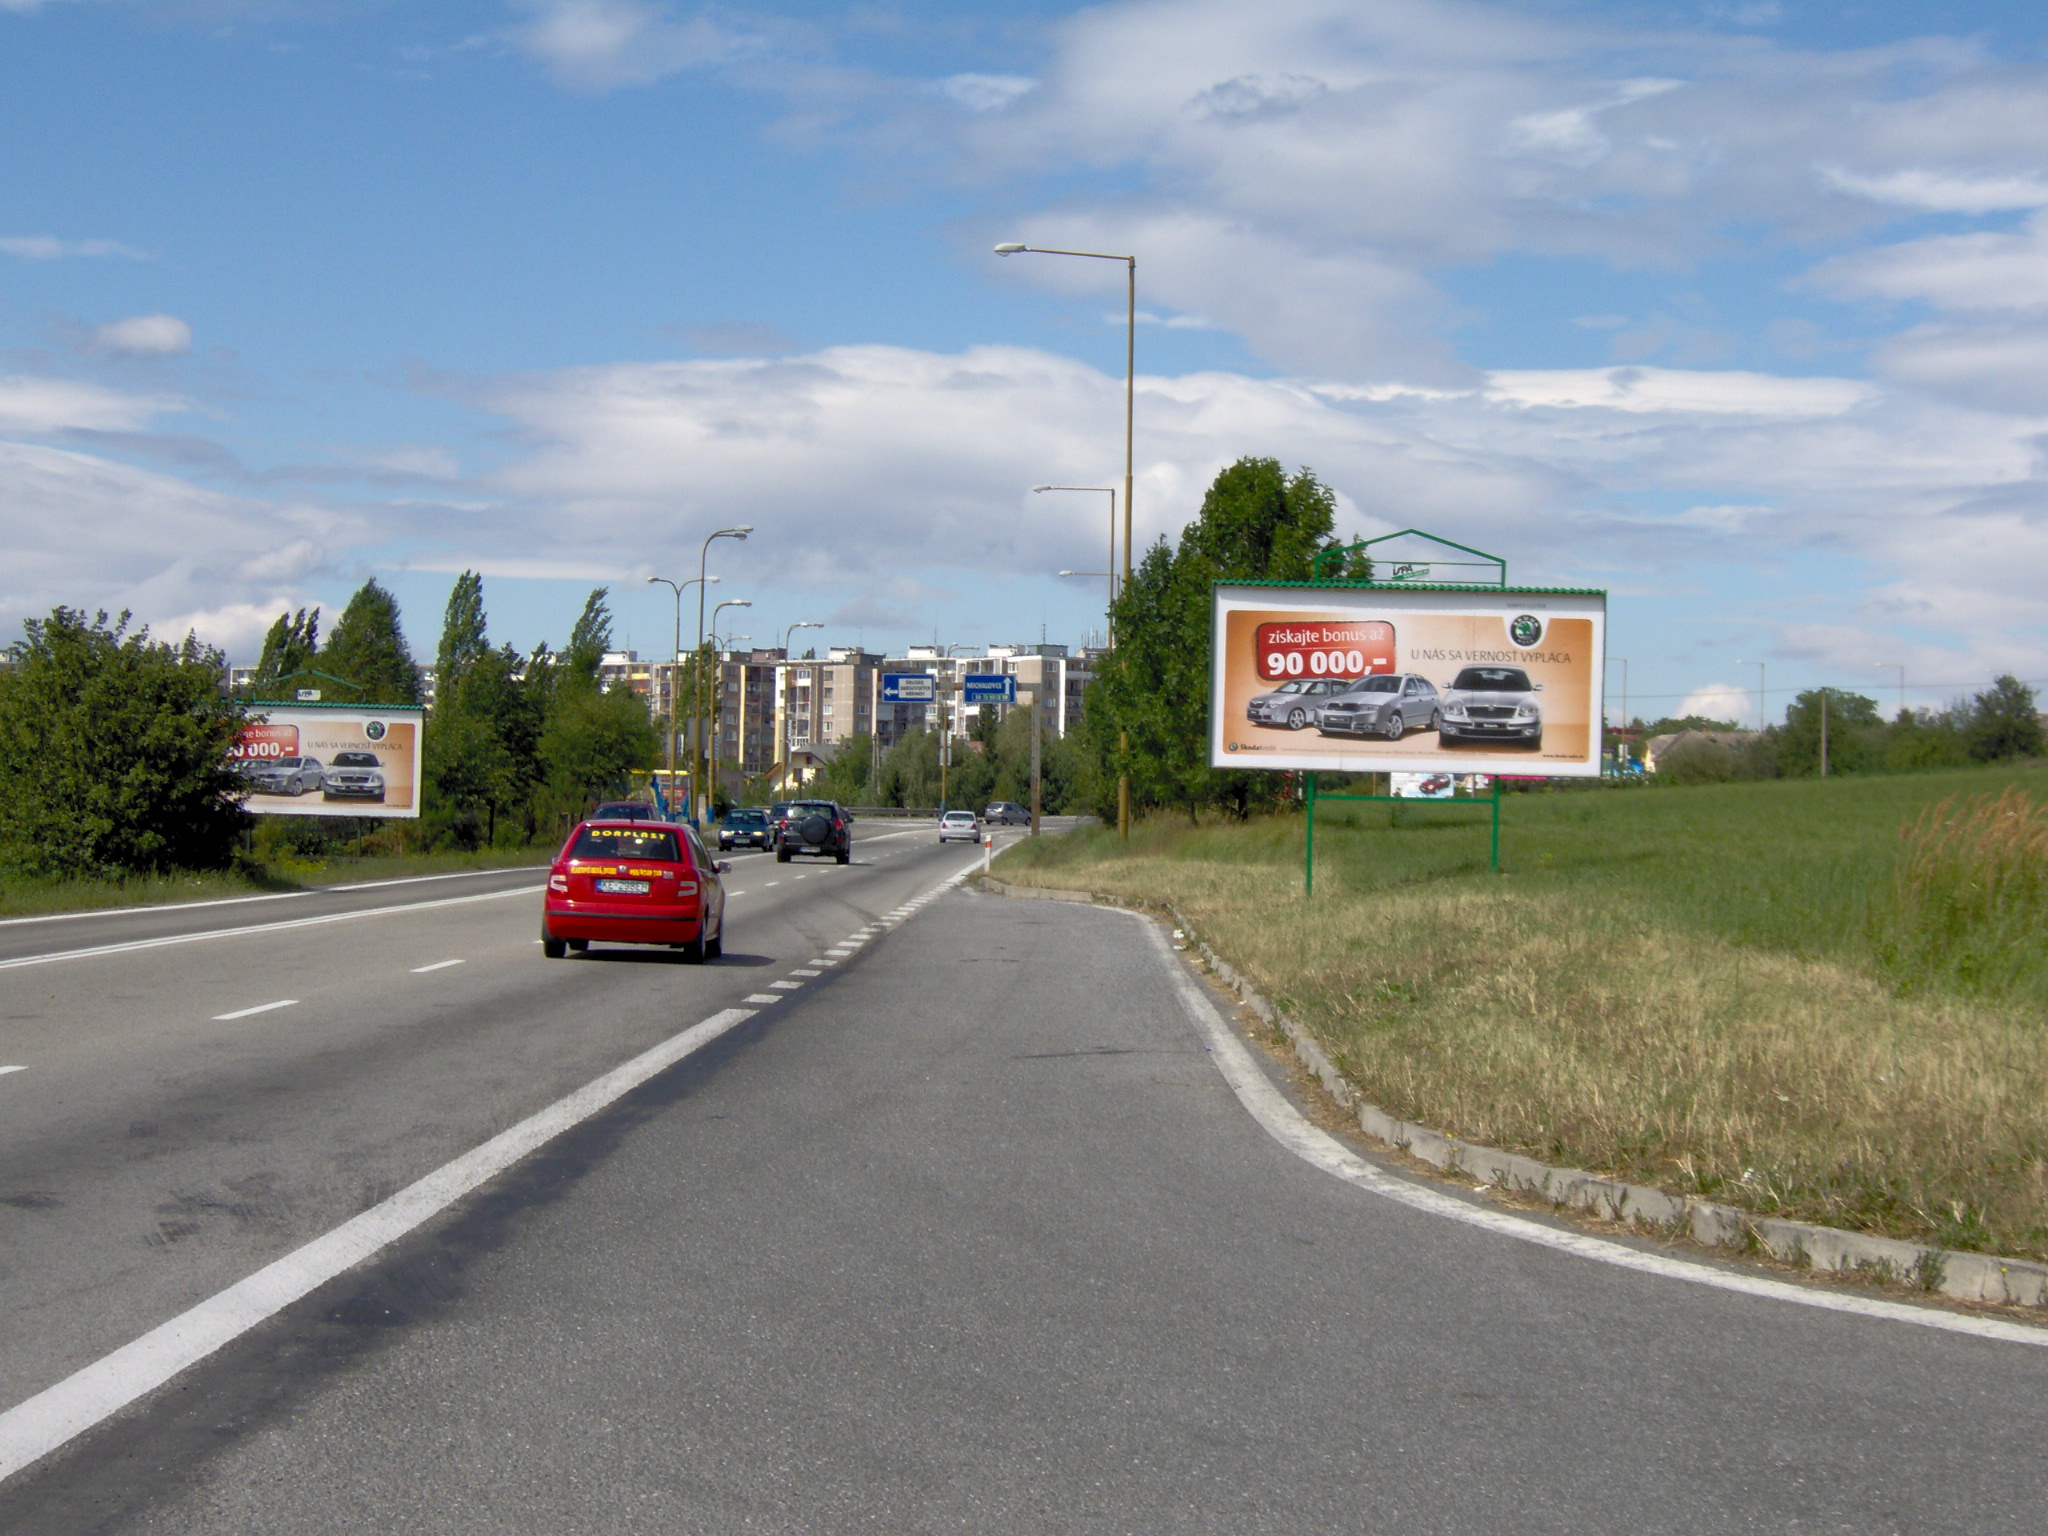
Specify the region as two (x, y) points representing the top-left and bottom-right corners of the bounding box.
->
(998, 779), (2048, 1261)
(1875, 785), (2048, 998)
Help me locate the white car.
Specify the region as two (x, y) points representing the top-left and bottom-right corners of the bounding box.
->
(938, 810), (981, 843)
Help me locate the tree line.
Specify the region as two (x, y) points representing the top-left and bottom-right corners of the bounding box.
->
(1634, 677), (2044, 783)
(0, 576), (660, 880)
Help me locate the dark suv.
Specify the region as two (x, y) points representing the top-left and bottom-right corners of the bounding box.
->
(774, 800), (851, 864)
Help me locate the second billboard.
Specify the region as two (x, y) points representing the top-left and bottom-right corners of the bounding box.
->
(1210, 584), (1606, 777)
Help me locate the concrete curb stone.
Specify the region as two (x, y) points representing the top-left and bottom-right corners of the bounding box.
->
(977, 873), (2048, 1311)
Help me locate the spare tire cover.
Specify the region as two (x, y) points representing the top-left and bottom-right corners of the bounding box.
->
(800, 813), (832, 845)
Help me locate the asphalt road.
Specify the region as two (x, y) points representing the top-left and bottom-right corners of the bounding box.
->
(5, 831), (2048, 1532)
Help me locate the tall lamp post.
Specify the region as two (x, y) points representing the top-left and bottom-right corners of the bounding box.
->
(692, 525), (752, 823)
(704, 598), (751, 813)
(999, 241), (1135, 840)
(1035, 485), (1117, 637)
(781, 620), (822, 793)
(647, 574), (716, 817)
(1736, 659), (1767, 733)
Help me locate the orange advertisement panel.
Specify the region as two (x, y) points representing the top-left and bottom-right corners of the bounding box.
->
(229, 706), (425, 818)
(1210, 585), (1606, 777)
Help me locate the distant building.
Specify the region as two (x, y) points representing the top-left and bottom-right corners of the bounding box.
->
(1643, 729), (1758, 772)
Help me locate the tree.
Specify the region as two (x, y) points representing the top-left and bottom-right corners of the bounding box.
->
(435, 571), (489, 693)
(1082, 457), (1354, 821)
(251, 607), (319, 693)
(564, 588), (613, 686)
(0, 609), (247, 877)
(321, 579), (422, 705)
(1775, 688), (1882, 777)
(1966, 675), (2043, 762)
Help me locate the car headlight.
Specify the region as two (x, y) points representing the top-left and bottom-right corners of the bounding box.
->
(1515, 701), (1538, 719)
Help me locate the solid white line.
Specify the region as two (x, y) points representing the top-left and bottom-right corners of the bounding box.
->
(0, 890), (308, 928)
(211, 999), (297, 1022)
(0, 885), (542, 975)
(408, 959), (465, 974)
(1133, 914), (2048, 1350)
(0, 1066), (24, 1077)
(317, 865), (548, 894)
(0, 1005), (759, 1486)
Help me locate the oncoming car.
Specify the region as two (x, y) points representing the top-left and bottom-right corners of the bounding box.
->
(718, 807), (772, 851)
(1439, 665), (1543, 748)
(321, 750), (386, 802)
(938, 809), (981, 843)
(983, 801), (1029, 826)
(541, 820), (729, 962)
(1315, 675), (1441, 739)
(1245, 678), (1348, 730)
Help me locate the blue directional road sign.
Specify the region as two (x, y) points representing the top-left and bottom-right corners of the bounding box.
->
(881, 672), (936, 703)
(961, 674), (1017, 704)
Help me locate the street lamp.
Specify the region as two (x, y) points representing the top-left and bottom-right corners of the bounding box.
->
(705, 598), (751, 811)
(692, 525), (751, 823)
(1034, 483), (1118, 612)
(999, 240), (1135, 839)
(1879, 662), (1906, 720)
(647, 574), (717, 817)
(1735, 659), (1767, 732)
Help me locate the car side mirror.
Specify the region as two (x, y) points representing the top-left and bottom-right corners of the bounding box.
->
(1533, 684), (1544, 691)
(716, 861), (732, 874)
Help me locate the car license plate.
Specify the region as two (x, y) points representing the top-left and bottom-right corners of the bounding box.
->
(595, 878), (649, 894)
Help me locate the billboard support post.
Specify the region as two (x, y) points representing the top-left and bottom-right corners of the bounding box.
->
(1299, 774), (1501, 896)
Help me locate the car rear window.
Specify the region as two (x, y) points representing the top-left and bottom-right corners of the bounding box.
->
(571, 825), (682, 861)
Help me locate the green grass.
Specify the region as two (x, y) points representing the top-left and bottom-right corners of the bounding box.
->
(0, 845), (548, 919)
(995, 765), (2048, 1263)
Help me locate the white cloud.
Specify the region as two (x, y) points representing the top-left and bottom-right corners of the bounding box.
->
(1483, 367), (1876, 417)
(937, 74), (1036, 113)
(92, 313), (193, 357)
(1876, 321), (2048, 414)
(0, 376), (185, 433)
(1675, 685), (1756, 726)
(508, 0), (736, 90)
(1820, 166), (2048, 214)
(0, 235), (146, 261)
(1809, 211), (2048, 313)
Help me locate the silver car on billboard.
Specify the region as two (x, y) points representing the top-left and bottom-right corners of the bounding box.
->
(1315, 675), (1441, 739)
(321, 750), (387, 802)
(1245, 677), (1351, 730)
(1438, 665), (1543, 748)
(245, 756), (324, 795)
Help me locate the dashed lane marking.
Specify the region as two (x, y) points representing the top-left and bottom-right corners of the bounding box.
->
(769, 980), (803, 991)
(0, 1066), (24, 1077)
(211, 999), (297, 1022)
(409, 959), (465, 974)
(743, 993), (782, 1005)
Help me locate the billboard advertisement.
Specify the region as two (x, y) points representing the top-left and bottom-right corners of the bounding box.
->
(1211, 584), (1606, 777)
(230, 705), (425, 818)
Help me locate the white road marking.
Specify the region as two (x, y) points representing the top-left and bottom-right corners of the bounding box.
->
(1133, 912), (2048, 1349)
(769, 980), (803, 990)
(763, 881), (779, 887)
(0, 1005), (760, 1487)
(211, 999), (298, 1022)
(317, 865), (548, 894)
(0, 1066), (25, 1077)
(0, 885), (542, 975)
(743, 993), (782, 1004)
(826, 947), (855, 957)
(791, 968), (821, 977)
(409, 959), (465, 974)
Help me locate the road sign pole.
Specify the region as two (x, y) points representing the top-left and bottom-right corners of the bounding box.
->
(1305, 770), (1317, 897)
(1030, 692), (1042, 835)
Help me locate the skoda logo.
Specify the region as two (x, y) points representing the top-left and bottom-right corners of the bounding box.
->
(1508, 614), (1544, 648)
(364, 720), (387, 741)
(1225, 741), (1240, 753)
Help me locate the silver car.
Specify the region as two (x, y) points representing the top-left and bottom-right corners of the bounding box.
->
(1315, 674), (1441, 739)
(1439, 665), (1543, 748)
(938, 809), (981, 843)
(247, 756), (323, 795)
(1245, 677), (1349, 730)
(321, 750), (386, 802)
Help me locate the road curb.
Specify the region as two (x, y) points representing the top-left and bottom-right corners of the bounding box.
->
(977, 873), (2048, 1311)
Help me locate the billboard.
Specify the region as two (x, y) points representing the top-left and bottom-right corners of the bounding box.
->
(1211, 584), (1606, 777)
(230, 705), (425, 818)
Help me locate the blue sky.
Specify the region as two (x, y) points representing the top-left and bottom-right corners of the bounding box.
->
(3, 0), (2046, 725)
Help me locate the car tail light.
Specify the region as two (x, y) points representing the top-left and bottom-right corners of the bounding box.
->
(674, 880), (698, 895)
(548, 873), (568, 892)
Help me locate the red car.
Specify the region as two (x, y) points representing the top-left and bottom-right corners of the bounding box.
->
(541, 819), (729, 962)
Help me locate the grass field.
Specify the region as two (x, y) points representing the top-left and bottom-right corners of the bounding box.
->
(995, 765), (2048, 1263)
(0, 846), (547, 920)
